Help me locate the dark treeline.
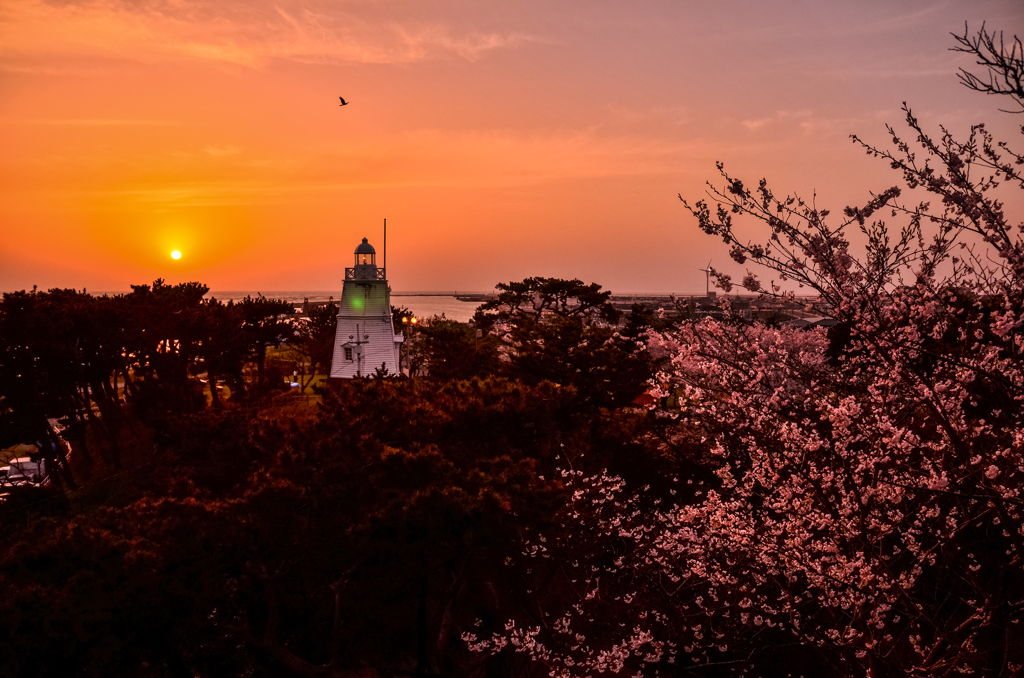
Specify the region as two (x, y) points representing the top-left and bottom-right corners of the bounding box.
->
(0, 276), (670, 678)
(0, 280), (311, 476)
(0, 274), (675, 678)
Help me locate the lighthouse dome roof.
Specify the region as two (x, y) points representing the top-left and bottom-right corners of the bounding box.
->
(355, 238), (376, 255)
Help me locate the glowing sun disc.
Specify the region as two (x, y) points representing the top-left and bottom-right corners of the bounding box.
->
(171, 250), (181, 260)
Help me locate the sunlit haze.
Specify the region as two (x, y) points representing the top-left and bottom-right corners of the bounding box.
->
(2, 0), (1022, 294)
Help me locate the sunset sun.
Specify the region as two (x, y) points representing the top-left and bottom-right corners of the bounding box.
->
(171, 250), (181, 260)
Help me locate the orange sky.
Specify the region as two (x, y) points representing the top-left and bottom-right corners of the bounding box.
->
(1, 0), (1022, 294)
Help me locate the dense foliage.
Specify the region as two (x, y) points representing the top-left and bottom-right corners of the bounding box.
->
(472, 277), (658, 409)
(0, 376), (662, 677)
(0, 282), (297, 470)
(0, 274), (661, 677)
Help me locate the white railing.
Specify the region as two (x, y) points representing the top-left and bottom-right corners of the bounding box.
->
(345, 268), (386, 280)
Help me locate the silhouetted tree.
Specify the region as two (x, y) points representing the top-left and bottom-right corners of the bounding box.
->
(405, 316), (500, 380)
(474, 277), (657, 408)
(198, 298), (247, 407)
(291, 301), (338, 389)
(239, 295), (295, 396)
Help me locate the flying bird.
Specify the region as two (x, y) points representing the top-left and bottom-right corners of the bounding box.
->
(339, 97), (349, 106)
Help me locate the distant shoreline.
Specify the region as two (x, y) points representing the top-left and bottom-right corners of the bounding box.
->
(2, 289), (826, 302)
(28, 290), (811, 297)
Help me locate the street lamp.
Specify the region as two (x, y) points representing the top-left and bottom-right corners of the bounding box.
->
(400, 316), (418, 375)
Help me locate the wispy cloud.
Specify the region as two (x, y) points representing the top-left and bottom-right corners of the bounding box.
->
(204, 145), (241, 156)
(604, 103), (693, 127)
(0, 118), (194, 125)
(26, 124), (722, 208)
(1, 0), (536, 67)
(0, 62), (104, 75)
(741, 110), (812, 132)
(740, 109), (889, 136)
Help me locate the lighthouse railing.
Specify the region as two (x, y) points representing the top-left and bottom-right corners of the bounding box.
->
(345, 268), (386, 281)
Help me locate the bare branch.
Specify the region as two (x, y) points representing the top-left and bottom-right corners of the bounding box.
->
(952, 22), (1024, 114)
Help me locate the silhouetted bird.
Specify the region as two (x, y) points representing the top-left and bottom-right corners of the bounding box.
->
(339, 97), (349, 106)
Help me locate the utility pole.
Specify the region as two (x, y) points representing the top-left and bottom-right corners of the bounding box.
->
(349, 323), (370, 376)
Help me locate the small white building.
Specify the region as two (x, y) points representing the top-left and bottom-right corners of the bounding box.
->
(329, 238), (404, 379)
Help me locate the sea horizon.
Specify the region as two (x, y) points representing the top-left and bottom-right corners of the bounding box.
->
(7, 289), (735, 298)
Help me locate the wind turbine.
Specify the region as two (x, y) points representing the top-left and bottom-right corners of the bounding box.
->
(698, 261), (712, 296)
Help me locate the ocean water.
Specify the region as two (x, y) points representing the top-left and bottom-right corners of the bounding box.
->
(389, 296), (485, 324)
(208, 292), (485, 324)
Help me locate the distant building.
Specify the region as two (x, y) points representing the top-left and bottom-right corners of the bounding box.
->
(329, 238), (403, 378)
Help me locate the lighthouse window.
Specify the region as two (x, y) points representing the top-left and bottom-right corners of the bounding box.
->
(344, 347), (353, 361)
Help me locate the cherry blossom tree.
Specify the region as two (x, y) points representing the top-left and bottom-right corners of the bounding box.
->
(468, 25), (1024, 677)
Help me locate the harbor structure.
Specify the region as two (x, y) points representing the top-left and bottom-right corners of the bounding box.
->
(329, 238), (403, 378)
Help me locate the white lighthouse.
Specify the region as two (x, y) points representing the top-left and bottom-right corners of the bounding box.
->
(329, 237), (403, 379)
